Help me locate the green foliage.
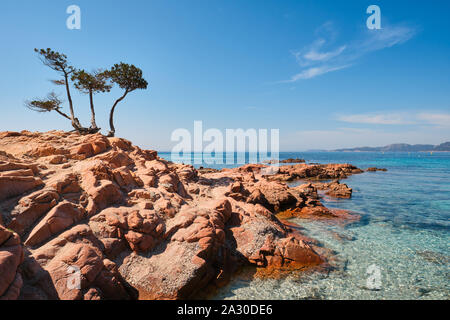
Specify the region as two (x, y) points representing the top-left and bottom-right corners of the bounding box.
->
(34, 48), (74, 75)
(25, 92), (63, 113)
(71, 69), (112, 94)
(108, 62), (148, 93)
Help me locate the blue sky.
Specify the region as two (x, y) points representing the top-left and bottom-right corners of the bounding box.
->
(1, 0), (449, 151)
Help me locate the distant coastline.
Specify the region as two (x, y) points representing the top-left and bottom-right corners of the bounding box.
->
(331, 141), (450, 152)
(155, 141), (450, 154)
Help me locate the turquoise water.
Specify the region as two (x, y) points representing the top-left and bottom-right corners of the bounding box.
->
(159, 152), (450, 300)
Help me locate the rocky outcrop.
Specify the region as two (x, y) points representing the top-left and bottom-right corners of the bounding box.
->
(266, 163), (364, 182)
(263, 158), (305, 164)
(23, 224), (131, 300)
(0, 158), (42, 201)
(25, 201), (86, 247)
(0, 226), (24, 300)
(315, 180), (353, 199)
(280, 158), (306, 164)
(0, 130), (365, 300)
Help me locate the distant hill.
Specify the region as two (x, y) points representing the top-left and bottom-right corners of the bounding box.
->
(434, 142), (450, 151)
(334, 142), (450, 152)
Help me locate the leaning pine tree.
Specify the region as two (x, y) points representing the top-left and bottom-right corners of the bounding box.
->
(107, 63), (148, 137)
(25, 48), (98, 134)
(25, 92), (70, 120)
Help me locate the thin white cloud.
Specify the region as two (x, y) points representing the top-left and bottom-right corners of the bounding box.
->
(294, 36), (347, 67)
(285, 22), (416, 81)
(290, 65), (351, 81)
(358, 25), (415, 53)
(337, 112), (450, 127)
(337, 113), (414, 125)
(417, 113), (450, 127)
(303, 45), (347, 62)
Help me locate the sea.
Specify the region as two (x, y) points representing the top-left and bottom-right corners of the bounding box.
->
(158, 151), (450, 300)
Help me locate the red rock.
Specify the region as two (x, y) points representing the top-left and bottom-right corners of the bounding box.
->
(268, 163), (363, 181)
(0, 169), (34, 177)
(279, 237), (323, 266)
(31, 145), (69, 158)
(145, 160), (169, 173)
(0, 161), (37, 174)
(0, 131), (21, 138)
(89, 136), (110, 155)
(159, 173), (180, 193)
(0, 175), (43, 201)
(112, 167), (140, 190)
(0, 226), (23, 300)
(98, 151), (133, 168)
(28, 225), (131, 300)
(230, 181), (243, 193)
(0, 131), (365, 300)
(132, 148), (157, 161)
(294, 183), (319, 199)
(84, 287), (102, 300)
(83, 179), (123, 212)
(177, 165), (198, 182)
(71, 143), (94, 159)
(138, 234), (154, 252)
(254, 181), (298, 212)
(25, 201), (85, 247)
(45, 155), (68, 164)
(44, 243), (104, 299)
(323, 180), (352, 198)
(108, 137), (133, 151)
(8, 189), (59, 235)
(214, 199), (232, 222)
(92, 259), (130, 299)
(280, 158), (305, 163)
(300, 206), (332, 217)
(49, 173), (80, 194)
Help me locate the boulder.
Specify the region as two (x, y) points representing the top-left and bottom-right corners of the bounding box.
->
(25, 201), (86, 247)
(0, 175), (43, 201)
(8, 189), (59, 235)
(0, 226), (23, 300)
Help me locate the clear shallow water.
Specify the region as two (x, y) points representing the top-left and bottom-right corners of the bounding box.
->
(159, 152), (450, 300)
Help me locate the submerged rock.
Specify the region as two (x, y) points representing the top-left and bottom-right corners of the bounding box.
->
(366, 167), (388, 172)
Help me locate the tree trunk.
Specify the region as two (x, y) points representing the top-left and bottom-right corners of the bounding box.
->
(89, 90), (97, 129)
(63, 71), (81, 131)
(55, 109), (71, 120)
(108, 90), (128, 137)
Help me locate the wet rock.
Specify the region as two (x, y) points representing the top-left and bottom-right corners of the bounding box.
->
(366, 167), (387, 172)
(315, 180), (352, 199)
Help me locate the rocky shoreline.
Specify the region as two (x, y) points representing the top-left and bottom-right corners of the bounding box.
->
(0, 131), (370, 300)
